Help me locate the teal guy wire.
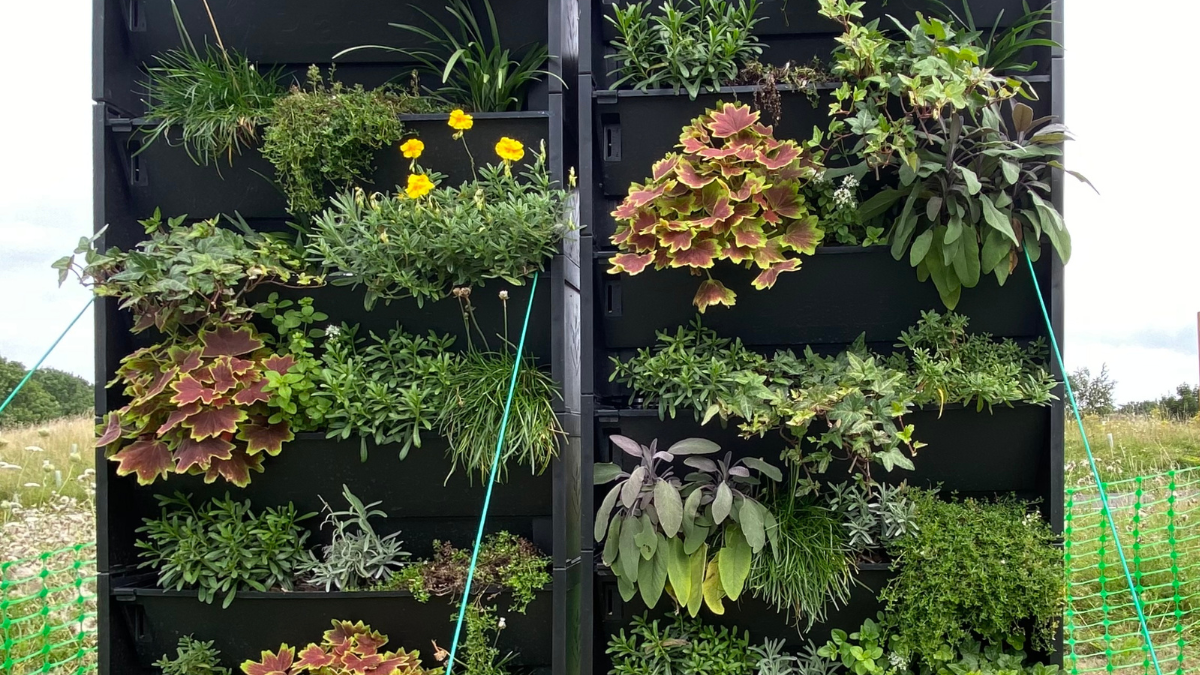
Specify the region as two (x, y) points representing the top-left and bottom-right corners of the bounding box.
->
(0, 298), (92, 416)
(445, 272), (540, 675)
(1022, 250), (1163, 675)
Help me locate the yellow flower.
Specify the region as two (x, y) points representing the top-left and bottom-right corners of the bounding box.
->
(399, 138), (424, 159)
(405, 173), (435, 199)
(495, 137), (525, 163)
(448, 109), (474, 131)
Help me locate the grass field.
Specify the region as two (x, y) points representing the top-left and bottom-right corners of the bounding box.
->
(1066, 414), (1200, 487)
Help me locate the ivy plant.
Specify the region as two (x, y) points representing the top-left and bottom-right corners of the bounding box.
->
(97, 323), (298, 487)
(609, 102), (825, 311)
(606, 0), (764, 98)
(593, 435), (782, 615)
(54, 211), (316, 336)
(136, 492), (312, 608)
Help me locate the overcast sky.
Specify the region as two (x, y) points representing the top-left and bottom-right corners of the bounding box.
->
(0, 1), (1196, 404)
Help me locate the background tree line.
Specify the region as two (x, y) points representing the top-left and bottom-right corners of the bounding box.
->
(1069, 363), (1198, 419)
(0, 353), (93, 427)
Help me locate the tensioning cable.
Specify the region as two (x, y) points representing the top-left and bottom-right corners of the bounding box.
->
(1023, 250), (1164, 675)
(0, 298), (92, 416)
(444, 271), (540, 675)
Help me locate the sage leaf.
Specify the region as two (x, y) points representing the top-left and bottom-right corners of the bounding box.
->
(654, 480), (684, 538)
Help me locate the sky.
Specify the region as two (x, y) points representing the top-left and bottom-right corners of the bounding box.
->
(0, 1), (1196, 404)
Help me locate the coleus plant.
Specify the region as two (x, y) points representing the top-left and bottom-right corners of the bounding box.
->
(97, 323), (296, 487)
(594, 435), (782, 616)
(242, 620), (440, 675)
(608, 102), (825, 311)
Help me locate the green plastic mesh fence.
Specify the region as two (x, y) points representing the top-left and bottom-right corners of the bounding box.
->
(0, 543), (96, 675)
(1065, 467), (1200, 674)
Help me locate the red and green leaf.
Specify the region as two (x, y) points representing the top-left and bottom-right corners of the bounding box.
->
(626, 182), (670, 208)
(157, 402), (202, 436)
(209, 357), (238, 394)
(183, 405), (248, 441)
(609, 252), (655, 275)
(758, 184), (804, 223)
(200, 324), (263, 357)
(293, 645), (335, 671)
(232, 378), (271, 406)
(781, 216), (824, 255)
(752, 259), (802, 290)
(707, 102), (759, 138)
(732, 220), (767, 248)
(111, 439), (173, 484)
(170, 375), (219, 406)
(675, 160), (715, 189)
(262, 354), (296, 376)
(242, 646), (294, 675)
(652, 155), (680, 181)
(238, 422), (294, 456)
(203, 448), (263, 487)
(693, 279), (737, 312)
(669, 239), (718, 269)
(752, 239), (787, 267)
(659, 229), (695, 253)
(174, 435), (235, 472)
(97, 412), (123, 447)
(757, 143), (802, 170)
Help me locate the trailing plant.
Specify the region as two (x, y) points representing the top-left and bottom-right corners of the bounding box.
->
(746, 490), (854, 629)
(732, 59), (829, 126)
(338, 0), (551, 112)
(378, 532), (550, 613)
(610, 320), (921, 482)
(54, 211), (316, 335)
(140, 0), (284, 166)
(241, 620), (440, 675)
(817, 3), (1090, 308)
(879, 491), (1063, 666)
(155, 636), (230, 675)
(824, 479), (916, 558)
(607, 0), (764, 98)
(892, 310), (1056, 410)
(136, 492), (312, 608)
(307, 134), (571, 309)
(454, 601), (518, 675)
(262, 66), (428, 215)
(609, 102), (825, 311)
(300, 485), (410, 592)
(607, 614), (756, 675)
(97, 323), (300, 487)
(593, 435), (782, 616)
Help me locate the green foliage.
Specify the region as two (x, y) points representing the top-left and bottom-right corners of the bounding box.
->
(262, 66), (425, 215)
(140, 1), (283, 166)
(824, 479), (916, 556)
(1121, 383), (1200, 420)
(818, 617), (889, 675)
(608, 614), (756, 675)
(747, 492), (854, 629)
(608, 102), (824, 311)
(879, 491), (1063, 666)
(255, 294), (332, 431)
(97, 323), (299, 487)
(54, 211), (316, 336)
(607, 0), (764, 98)
(753, 639), (839, 675)
(136, 492), (312, 608)
(594, 435), (781, 616)
(343, 0), (551, 112)
(931, 1), (1058, 74)
(299, 485), (410, 592)
(241, 620), (441, 675)
(458, 602), (517, 675)
(0, 356), (80, 428)
(28, 368), (93, 418)
(317, 322), (454, 460)
(803, 173), (884, 247)
(378, 532), (550, 613)
(155, 636), (230, 675)
(816, 4), (1089, 309)
(611, 320), (921, 482)
(893, 311), (1056, 410)
(1067, 364), (1116, 417)
(307, 144), (570, 309)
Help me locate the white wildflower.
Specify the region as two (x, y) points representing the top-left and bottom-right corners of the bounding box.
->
(25, 445), (44, 452)
(324, 324), (342, 337)
(498, 617), (507, 630)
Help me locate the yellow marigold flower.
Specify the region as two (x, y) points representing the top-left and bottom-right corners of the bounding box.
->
(495, 137), (525, 163)
(400, 138), (424, 159)
(448, 109), (474, 131)
(405, 173), (435, 199)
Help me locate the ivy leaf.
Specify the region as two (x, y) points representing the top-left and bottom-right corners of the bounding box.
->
(718, 524), (752, 601)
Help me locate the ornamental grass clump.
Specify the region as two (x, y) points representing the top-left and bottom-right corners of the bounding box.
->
(307, 115), (572, 310)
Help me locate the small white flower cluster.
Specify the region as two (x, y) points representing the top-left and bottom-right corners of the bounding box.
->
(324, 324), (342, 337)
(833, 175), (860, 210)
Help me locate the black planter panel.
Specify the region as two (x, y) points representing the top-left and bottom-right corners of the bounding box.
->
(94, 0), (562, 113)
(101, 114), (553, 223)
(106, 588), (556, 674)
